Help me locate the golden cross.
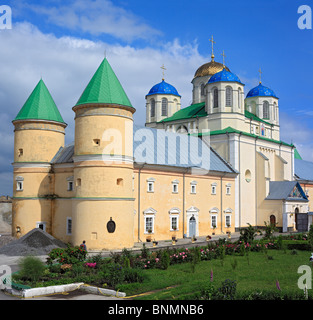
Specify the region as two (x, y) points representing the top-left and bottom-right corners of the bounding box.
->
(259, 68), (262, 84)
(209, 35), (216, 60)
(221, 50), (226, 68)
(161, 64), (166, 80)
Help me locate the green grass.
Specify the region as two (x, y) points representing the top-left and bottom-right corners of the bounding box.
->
(118, 250), (312, 300)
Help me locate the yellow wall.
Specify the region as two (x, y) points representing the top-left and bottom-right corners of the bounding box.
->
(13, 120), (65, 163)
(133, 168), (235, 243)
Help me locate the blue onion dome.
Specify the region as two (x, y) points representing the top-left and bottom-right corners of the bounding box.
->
(208, 68), (243, 84)
(146, 79), (181, 97)
(246, 83), (278, 98)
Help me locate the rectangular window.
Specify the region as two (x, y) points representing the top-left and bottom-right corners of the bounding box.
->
(66, 218), (72, 235)
(211, 215), (217, 228)
(191, 184), (196, 194)
(18, 148), (23, 157)
(76, 178), (81, 187)
(147, 182), (154, 192)
(226, 185), (231, 195)
(16, 181), (23, 191)
(145, 216), (154, 233)
(225, 215), (231, 228)
(68, 181), (73, 191)
(211, 185), (217, 195)
(172, 183), (178, 193)
(36, 222), (46, 232)
(171, 216), (178, 230)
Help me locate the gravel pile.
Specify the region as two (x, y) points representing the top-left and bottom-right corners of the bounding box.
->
(0, 228), (67, 256)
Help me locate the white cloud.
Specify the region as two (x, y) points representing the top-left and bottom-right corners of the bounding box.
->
(24, 0), (162, 42)
(0, 21), (206, 195)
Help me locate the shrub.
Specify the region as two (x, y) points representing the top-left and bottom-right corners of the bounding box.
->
(161, 250), (170, 270)
(46, 244), (87, 265)
(239, 224), (260, 243)
(18, 256), (46, 282)
(124, 268), (145, 284)
(217, 279), (237, 300)
(104, 263), (125, 287)
(282, 240), (311, 251)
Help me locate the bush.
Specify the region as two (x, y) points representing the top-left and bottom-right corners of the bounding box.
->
(46, 244), (87, 265)
(161, 250), (170, 270)
(124, 268), (145, 283)
(282, 240), (311, 251)
(18, 256), (46, 282)
(217, 279), (237, 300)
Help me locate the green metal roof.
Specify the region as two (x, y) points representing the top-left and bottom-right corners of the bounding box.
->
(75, 58), (133, 108)
(14, 79), (65, 124)
(194, 126), (294, 147)
(245, 110), (271, 126)
(159, 102), (206, 123)
(294, 148), (302, 160)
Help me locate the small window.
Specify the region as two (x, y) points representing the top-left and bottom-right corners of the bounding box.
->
(76, 178), (81, 187)
(213, 88), (218, 108)
(263, 101), (269, 119)
(226, 184), (231, 195)
(36, 222), (46, 232)
(93, 139), (100, 146)
(171, 216), (178, 231)
(191, 184), (196, 194)
(161, 98), (168, 116)
(172, 184), (178, 193)
(18, 149), (23, 157)
(225, 215), (231, 228)
(147, 178), (155, 192)
(66, 218), (72, 235)
(150, 99), (155, 118)
(68, 181), (73, 191)
(145, 216), (154, 234)
(117, 178), (123, 186)
(211, 183), (217, 195)
(16, 181), (23, 191)
(245, 170), (251, 183)
(211, 215), (217, 229)
(148, 182), (154, 192)
(226, 87), (232, 106)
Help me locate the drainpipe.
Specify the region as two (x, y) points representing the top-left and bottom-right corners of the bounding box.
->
(137, 163), (145, 242)
(238, 132), (242, 229)
(182, 168), (188, 238)
(255, 136), (259, 228)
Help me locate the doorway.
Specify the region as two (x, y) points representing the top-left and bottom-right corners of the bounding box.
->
(189, 216), (196, 238)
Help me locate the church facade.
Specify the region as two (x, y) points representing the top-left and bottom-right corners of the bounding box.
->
(11, 51), (313, 250)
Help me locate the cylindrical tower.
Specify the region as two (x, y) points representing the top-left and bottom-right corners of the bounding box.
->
(12, 79), (66, 237)
(71, 58), (136, 250)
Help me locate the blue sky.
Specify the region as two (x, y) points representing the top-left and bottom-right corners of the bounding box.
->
(1, 0), (313, 195)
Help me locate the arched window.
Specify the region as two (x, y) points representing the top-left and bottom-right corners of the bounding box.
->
(213, 88), (218, 108)
(200, 83), (205, 96)
(226, 86), (232, 107)
(273, 102), (277, 121)
(150, 99), (155, 118)
(162, 98), (168, 116)
(238, 87), (242, 109)
(263, 101), (269, 119)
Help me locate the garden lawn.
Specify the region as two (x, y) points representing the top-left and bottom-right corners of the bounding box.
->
(118, 249), (312, 300)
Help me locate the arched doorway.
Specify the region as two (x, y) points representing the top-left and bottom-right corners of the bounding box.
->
(189, 216), (196, 238)
(270, 215), (276, 227)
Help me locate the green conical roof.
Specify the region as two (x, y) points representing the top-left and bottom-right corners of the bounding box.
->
(14, 79), (65, 124)
(75, 58), (133, 108)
